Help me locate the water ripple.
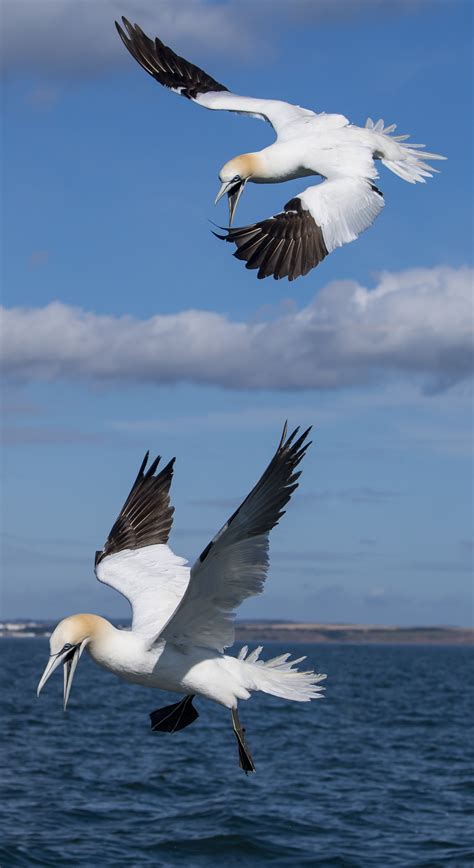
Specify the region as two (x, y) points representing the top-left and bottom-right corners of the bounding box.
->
(1, 641), (473, 866)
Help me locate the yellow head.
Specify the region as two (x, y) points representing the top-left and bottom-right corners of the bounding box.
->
(37, 614), (108, 710)
(215, 154), (258, 225)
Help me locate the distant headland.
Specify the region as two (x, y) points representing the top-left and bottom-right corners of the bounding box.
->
(235, 621), (473, 645)
(0, 620), (472, 645)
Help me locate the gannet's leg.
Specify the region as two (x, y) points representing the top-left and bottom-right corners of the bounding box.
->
(231, 707), (256, 774)
(149, 694), (199, 733)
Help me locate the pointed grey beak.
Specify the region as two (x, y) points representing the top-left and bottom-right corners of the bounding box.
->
(214, 181), (230, 206)
(214, 179), (247, 226)
(37, 642), (86, 710)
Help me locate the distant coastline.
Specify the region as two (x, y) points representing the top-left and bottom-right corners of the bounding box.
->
(236, 622), (473, 645)
(1, 620), (472, 645)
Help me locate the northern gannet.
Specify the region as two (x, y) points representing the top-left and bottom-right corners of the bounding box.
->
(116, 17), (446, 282)
(37, 424), (325, 773)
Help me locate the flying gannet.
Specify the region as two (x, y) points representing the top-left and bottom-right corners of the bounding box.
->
(37, 424), (325, 773)
(115, 17), (445, 282)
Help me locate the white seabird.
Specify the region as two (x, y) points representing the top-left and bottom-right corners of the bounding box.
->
(116, 17), (446, 282)
(37, 424), (326, 773)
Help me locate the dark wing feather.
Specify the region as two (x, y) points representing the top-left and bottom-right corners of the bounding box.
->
(214, 196), (329, 281)
(198, 422), (312, 565)
(95, 453), (175, 566)
(116, 18), (228, 100)
(160, 424), (312, 651)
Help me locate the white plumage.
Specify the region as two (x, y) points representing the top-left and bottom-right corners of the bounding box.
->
(116, 18), (446, 281)
(37, 425), (326, 772)
(96, 544), (189, 642)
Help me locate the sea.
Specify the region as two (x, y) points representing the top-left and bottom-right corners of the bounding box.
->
(1, 639), (473, 867)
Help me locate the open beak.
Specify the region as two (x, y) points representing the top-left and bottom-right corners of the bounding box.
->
(37, 642), (86, 710)
(214, 179), (247, 226)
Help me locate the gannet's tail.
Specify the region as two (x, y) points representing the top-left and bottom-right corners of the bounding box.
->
(238, 645), (326, 702)
(366, 117), (446, 184)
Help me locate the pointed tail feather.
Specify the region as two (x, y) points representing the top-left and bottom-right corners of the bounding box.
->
(366, 117), (446, 184)
(240, 646), (326, 702)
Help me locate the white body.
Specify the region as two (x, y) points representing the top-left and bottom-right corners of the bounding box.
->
(93, 538), (325, 709)
(200, 91), (444, 188)
(87, 621), (319, 708)
(244, 119), (380, 184)
(87, 624), (236, 702)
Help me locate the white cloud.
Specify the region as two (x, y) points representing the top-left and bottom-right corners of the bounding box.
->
(0, 0), (255, 76)
(1, 266), (472, 392)
(1, 0), (427, 76)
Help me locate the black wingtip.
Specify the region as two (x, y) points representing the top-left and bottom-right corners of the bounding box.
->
(276, 423), (313, 453)
(280, 424), (312, 456)
(159, 456), (176, 480)
(284, 426), (300, 449)
(115, 18), (229, 98)
(98, 447), (176, 563)
(147, 454), (162, 477)
(300, 425), (313, 443)
(116, 17), (130, 37)
(139, 454), (176, 482)
(137, 451), (150, 477)
(115, 20), (125, 40)
(278, 421), (288, 449)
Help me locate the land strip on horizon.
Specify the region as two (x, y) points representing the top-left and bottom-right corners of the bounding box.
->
(1, 621), (472, 645)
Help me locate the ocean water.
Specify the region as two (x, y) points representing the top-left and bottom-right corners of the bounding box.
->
(1, 639), (473, 867)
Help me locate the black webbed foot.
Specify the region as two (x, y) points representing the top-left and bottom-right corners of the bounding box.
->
(149, 694), (199, 733)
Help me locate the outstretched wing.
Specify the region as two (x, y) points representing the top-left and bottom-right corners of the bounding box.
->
(216, 178), (384, 281)
(160, 424), (312, 653)
(116, 18), (315, 137)
(95, 453), (190, 639)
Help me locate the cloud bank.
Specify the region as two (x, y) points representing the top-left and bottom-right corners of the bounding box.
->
(2, 266), (472, 393)
(0, 0), (249, 76)
(1, 0), (425, 76)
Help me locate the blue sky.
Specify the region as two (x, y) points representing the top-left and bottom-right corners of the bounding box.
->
(1, 0), (472, 626)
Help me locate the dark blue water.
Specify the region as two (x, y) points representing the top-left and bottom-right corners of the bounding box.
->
(1, 640), (472, 866)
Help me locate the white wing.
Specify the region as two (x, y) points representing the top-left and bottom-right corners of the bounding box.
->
(216, 178), (385, 281)
(196, 91), (316, 139)
(116, 18), (316, 138)
(301, 177), (385, 253)
(96, 545), (189, 638)
(95, 453), (190, 640)
(160, 425), (312, 653)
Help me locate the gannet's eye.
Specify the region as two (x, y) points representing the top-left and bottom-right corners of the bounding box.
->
(232, 175), (241, 183)
(62, 643), (73, 652)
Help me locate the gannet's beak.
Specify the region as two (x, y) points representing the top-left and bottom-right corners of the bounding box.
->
(214, 179), (247, 226)
(37, 641), (86, 710)
(214, 181), (230, 206)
